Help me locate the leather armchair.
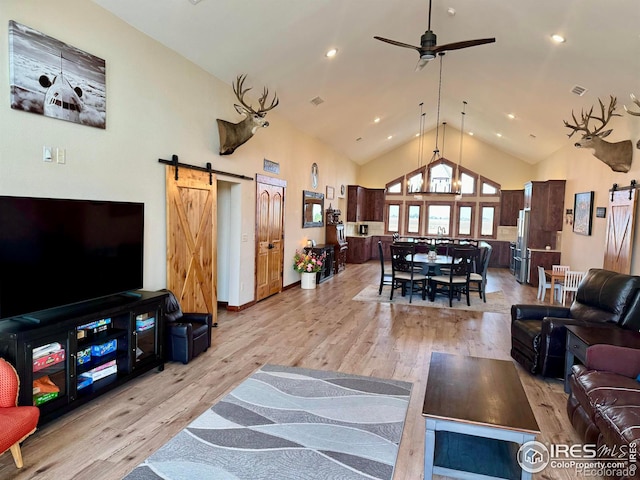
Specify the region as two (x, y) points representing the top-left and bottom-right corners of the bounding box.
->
(162, 290), (214, 364)
(511, 268), (640, 378)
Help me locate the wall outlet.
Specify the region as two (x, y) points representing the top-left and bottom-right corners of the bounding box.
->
(241, 233), (248, 242)
(43, 146), (53, 162)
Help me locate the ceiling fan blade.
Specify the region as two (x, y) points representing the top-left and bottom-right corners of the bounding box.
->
(415, 58), (430, 71)
(374, 36), (421, 52)
(434, 38), (496, 53)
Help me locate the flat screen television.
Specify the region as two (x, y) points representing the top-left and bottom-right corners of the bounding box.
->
(0, 196), (144, 320)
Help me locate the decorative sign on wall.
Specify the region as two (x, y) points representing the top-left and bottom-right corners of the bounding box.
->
(596, 207), (607, 218)
(573, 191), (594, 235)
(263, 158), (280, 174)
(8, 21), (106, 129)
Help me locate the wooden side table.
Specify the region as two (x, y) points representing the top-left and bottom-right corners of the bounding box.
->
(564, 325), (640, 393)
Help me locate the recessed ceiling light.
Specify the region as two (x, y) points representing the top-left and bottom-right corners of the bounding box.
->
(507, 113), (516, 119)
(415, 133), (420, 137)
(188, 0), (203, 4)
(325, 48), (338, 58)
(551, 34), (566, 44)
(387, 135), (393, 140)
(447, 7), (456, 16)
(496, 133), (503, 138)
(468, 132), (474, 136)
(374, 117), (381, 123)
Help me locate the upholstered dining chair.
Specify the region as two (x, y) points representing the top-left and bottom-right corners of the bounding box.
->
(389, 243), (428, 303)
(377, 241), (393, 295)
(0, 358), (40, 468)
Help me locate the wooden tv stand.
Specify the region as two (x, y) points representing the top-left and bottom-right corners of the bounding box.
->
(0, 290), (167, 425)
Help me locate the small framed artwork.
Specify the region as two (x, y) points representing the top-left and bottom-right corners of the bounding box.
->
(326, 186), (335, 200)
(573, 191), (594, 235)
(338, 184), (346, 198)
(595, 207), (606, 218)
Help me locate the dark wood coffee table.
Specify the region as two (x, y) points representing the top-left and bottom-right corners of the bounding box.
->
(422, 353), (540, 479)
(564, 324), (640, 393)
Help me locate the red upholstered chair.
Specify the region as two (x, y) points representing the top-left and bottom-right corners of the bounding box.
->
(0, 358), (40, 468)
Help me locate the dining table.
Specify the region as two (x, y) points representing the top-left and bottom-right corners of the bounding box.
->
(544, 269), (564, 304)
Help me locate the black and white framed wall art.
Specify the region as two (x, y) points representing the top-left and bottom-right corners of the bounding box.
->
(9, 20), (106, 129)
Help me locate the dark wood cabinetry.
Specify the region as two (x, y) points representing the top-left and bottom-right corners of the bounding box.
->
(499, 190), (524, 226)
(304, 245), (334, 283)
(485, 241), (511, 268)
(0, 291), (166, 425)
(346, 236), (372, 263)
(525, 180), (566, 249)
(347, 185), (385, 222)
(528, 250), (561, 287)
(326, 223), (347, 274)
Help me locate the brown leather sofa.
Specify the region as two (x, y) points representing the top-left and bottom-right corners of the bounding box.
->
(567, 344), (640, 473)
(511, 268), (640, 378)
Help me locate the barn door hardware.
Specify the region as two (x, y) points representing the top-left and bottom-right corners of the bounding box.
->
(158, 155), (254, 182)
(609, 180), (639, 201)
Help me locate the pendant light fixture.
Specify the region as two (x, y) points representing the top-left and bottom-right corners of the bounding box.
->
(454, 100), (468, 198)
(428, 52), (446, 166)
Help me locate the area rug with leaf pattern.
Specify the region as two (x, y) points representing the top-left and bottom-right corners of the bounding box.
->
(353, 284), (511, 314)
(124, 364), (412, 480)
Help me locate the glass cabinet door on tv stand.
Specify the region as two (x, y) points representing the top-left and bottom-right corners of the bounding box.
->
(28, 332), (73, 414)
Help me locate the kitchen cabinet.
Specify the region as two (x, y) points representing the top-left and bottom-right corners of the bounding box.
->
(527, 249), (561, 287)
(347, 185), (385, 222)
(346, 236), (372, 264)
(485, 241), (511, 268)
(499, 190), (524, 226)
(525, 180), (566, 249)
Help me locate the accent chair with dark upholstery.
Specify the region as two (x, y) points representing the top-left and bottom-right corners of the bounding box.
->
(511, 268), (640, 378)
(163, 290), (215, 365)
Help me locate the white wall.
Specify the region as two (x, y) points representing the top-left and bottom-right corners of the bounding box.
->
(1, 0), (358, 307)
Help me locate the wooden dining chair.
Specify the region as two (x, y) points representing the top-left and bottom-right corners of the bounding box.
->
(389, 243), (428, 303)
(562, 271), (586, 306)
(377, 241), (393, 295)
(429, 246), (479, 307)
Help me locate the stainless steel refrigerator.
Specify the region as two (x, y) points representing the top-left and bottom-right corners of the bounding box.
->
(514, 209), (530, 283)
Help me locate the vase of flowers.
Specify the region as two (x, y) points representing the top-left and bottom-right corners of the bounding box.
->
(293, 249), (326, 289)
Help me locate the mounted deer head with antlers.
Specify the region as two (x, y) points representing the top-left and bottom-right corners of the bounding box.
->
(216, 74), (279, 155)
(624, 93), (640, 116)
(563, 96), (633, 173)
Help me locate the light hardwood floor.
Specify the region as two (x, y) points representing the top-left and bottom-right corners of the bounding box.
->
(0, 264), (586, 480)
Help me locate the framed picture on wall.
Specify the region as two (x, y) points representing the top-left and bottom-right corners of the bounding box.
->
(9, 20), (106, 129)
(573, 191), (594, 235)
(326, 186), (335, 200)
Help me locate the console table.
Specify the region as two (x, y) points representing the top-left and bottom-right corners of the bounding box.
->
(564, 325), (640, 393)
(304, 245), (334, 284)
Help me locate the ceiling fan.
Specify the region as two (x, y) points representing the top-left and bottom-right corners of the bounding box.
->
(374, 0), (495, 70)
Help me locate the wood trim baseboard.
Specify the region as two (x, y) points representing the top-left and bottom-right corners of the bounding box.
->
(218, 282), (300, 311)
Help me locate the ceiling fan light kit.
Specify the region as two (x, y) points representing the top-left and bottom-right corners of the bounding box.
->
(374, 0), (495, 71)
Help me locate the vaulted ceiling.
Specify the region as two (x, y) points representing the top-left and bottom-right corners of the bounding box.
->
(93, 0), (640, 165)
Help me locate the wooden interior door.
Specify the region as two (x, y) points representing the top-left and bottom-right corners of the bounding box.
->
(603, 189), (637, 274)
(166, 166), (217, 320)
(256, 175), (286, 301)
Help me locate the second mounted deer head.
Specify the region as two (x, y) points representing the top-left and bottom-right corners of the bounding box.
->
(563, 96), (632, 173)
(216, 74), (279, 155)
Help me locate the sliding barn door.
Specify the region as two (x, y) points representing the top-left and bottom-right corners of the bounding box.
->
(166, 166), (217, 320)
(603, 189), (637, 274)
(256, 175), (286, 301)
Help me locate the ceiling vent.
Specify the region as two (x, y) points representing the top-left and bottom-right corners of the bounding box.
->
(571, 85), (588, 96)
(310, 96), (325, 106)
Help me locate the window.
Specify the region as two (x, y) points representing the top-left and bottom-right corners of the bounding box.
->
(480, 176), (501, 196)
(405, 202), (423, 234)
(458, 167), (478, 195)
(405, 167), (425, 194)
(385, 176), (404, 195)
(426, 203), (452, 235)
(385, 201), (403, 234)
(428, 161), (453, 193)
(479, 204), (497, 237)
(456, 203), (475, 237)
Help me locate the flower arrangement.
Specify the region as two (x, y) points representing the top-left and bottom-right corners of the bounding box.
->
(293, 249), (326, 273)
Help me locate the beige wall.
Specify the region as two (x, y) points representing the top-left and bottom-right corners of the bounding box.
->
(1, 0), (358, 307)
(534, 113), (640, 274)
(358, 124), (535, 190)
